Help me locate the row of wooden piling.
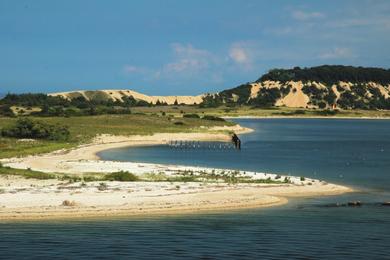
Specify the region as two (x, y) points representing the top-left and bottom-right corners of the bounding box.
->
(168, 133), (242, 150)
(167, 140), (236, 150)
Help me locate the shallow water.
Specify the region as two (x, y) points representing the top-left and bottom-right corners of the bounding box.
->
(1, 119), (390, 259)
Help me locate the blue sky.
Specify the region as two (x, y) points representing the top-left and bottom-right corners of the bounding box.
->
(1, 0), (390, 95)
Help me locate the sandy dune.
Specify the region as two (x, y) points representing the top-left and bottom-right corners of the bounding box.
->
(50, 89), (205, 105)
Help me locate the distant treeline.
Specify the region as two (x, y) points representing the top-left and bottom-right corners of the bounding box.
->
(258, 65), (390, 85)
(0, 93), (153, 117)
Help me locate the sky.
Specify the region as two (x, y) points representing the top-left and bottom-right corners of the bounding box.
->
(1, 0), (390, 95)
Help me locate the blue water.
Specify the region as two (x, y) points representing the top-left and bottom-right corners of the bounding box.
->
(101, 118), (390, 193)
(1, 119), (390, 259)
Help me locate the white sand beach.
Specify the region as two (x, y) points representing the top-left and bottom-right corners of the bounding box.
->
(0, 175), (351, 220)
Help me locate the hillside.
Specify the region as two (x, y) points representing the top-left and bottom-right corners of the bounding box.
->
(201, 65), (390, 110)
(2, 65), (390, 117)
(47, 66), (390, 110)
(49, 89), (204, 105)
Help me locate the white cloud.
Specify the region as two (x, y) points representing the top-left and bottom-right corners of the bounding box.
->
(327, 17), (390, 30)
(123, 44), (216, 80)
(229, 46), (249, 64)
(171, 43), (210, 58)
(292, 10), (325, 21)
(165, 59), (205, 73)
(123, 65), (144, 74)
(228, 44), (253, 70)
(319, 47), (354, 59)
(159, 43), (215, 75)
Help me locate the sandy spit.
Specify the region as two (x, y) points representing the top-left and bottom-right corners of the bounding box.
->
(0, 177), (352, 221)
(0, 124), (353, 220)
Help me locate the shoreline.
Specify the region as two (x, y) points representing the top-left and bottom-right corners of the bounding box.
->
(223, 115), (390, 120)
(0, 124), (353, 221)
(0, 183), (289, 221)
(0, 178), (352, 221)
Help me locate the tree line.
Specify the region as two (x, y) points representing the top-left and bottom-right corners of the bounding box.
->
(258, 65), (390, 85)
(0, 93), (154, 117)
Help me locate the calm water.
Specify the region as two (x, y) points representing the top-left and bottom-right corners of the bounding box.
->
(1, 119), (390, 259)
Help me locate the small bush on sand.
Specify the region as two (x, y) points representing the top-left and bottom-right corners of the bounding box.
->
(183, 113), (200, 119)
(62, 200), (77, 206)
(82, 176), (99, 182)
(300, 176), (306, 181)
(98, 182), (108, 191)
(202, 115), (225, 122)
(104, 171), (139, 182)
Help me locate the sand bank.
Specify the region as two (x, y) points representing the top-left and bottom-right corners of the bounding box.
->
(0, 176), (351, 221)
(0, 125), (352, 220)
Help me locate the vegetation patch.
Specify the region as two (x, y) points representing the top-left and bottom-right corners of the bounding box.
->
(104, 171), (139, 181)
(0, 114), (232, 159)
(250, 88), (282, 108)
(0, 164), (56, 180)
(202, 115), (225, 121)
(1, 118), (70, 141)
(183, 113), (200, 119)
(258, 65), (390, 85)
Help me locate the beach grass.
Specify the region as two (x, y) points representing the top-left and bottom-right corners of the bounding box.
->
(0, 164), (289, 185)
(0, 114), (233, 158)
(0, 163), (56, 180)
(141, 171), (288, 184)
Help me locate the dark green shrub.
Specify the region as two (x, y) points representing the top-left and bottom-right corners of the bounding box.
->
(324, 91), (337, 105)
(250, 88), (281, 107)
(202, 115), (225, 121)
(316, 109), (338, 116)
(98, 182), (108, 191)
(293, 110), (306, 115)
(183, 113), (200, 119)
(318, 101), (327, 109)
(83, 176), (99, 182)
(0, 105), (15, 117)
(1, 118), (70, 141)
(104, 171), (139, 181)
